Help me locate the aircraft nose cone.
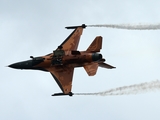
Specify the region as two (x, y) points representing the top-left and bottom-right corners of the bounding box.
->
(8, 63), (22, 69)
(8, 64), (16, 68)
(8, 60), (33, 69)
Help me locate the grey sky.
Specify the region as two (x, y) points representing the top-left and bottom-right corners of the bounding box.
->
(1, 1), (160, 120)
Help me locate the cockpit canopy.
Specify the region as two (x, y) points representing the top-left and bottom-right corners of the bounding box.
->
(30, 56), (45, 61)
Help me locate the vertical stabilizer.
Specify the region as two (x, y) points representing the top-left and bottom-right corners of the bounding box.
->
(86, 36), (102, 52)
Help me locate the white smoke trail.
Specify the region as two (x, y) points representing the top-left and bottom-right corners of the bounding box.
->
(87, 24), (160, 30)
(74, 80), (160, 96)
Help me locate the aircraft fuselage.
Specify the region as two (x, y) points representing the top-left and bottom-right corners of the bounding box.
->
(8, 50), (103, 71)
(8, 25), (115, 96)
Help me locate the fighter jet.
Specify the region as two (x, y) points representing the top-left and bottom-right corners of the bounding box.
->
(8, 24), (115, 96)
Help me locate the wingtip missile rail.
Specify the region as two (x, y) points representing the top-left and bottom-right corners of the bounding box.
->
(65, 24), (87, 29)
(52, 92), (73, 97)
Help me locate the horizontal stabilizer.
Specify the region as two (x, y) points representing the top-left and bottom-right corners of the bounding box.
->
(99, 63), (116, 69)
(87, 36), (102, 52)
(83, 63), (98, 76)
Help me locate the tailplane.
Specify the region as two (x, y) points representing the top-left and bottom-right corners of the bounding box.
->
(83, 63), (98, 76)
(99, 63), (116, 69)
(86, 36), (102, 52)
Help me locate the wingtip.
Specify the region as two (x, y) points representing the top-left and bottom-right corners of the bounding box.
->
(51, 92), (73, 97)
(65, 24), (87, 29)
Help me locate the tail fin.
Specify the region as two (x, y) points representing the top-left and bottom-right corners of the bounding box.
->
(86, 36), (102, 52)
(83, 63), (98, 76)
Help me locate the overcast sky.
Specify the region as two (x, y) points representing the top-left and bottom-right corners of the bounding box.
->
(1, 1), (160, 120)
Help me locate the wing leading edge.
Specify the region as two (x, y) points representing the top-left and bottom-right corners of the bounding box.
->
(47, 66), (74, 94)
(58, 27), (83, 51)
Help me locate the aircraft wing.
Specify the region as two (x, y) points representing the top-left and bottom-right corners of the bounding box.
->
(46, 66), (74, 94)
(58, 27), (83, 51)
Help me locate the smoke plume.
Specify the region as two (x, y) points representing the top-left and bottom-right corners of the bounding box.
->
(87, 24), (160, 30)
(74, 80), (160, 96)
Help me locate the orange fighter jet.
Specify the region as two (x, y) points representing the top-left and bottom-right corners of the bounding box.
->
(8, 24), (115, 96)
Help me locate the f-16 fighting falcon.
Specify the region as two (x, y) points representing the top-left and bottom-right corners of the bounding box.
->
(8, 24), (115, 96)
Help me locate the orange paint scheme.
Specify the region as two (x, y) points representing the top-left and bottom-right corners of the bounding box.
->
(8, 25), (115, 96)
